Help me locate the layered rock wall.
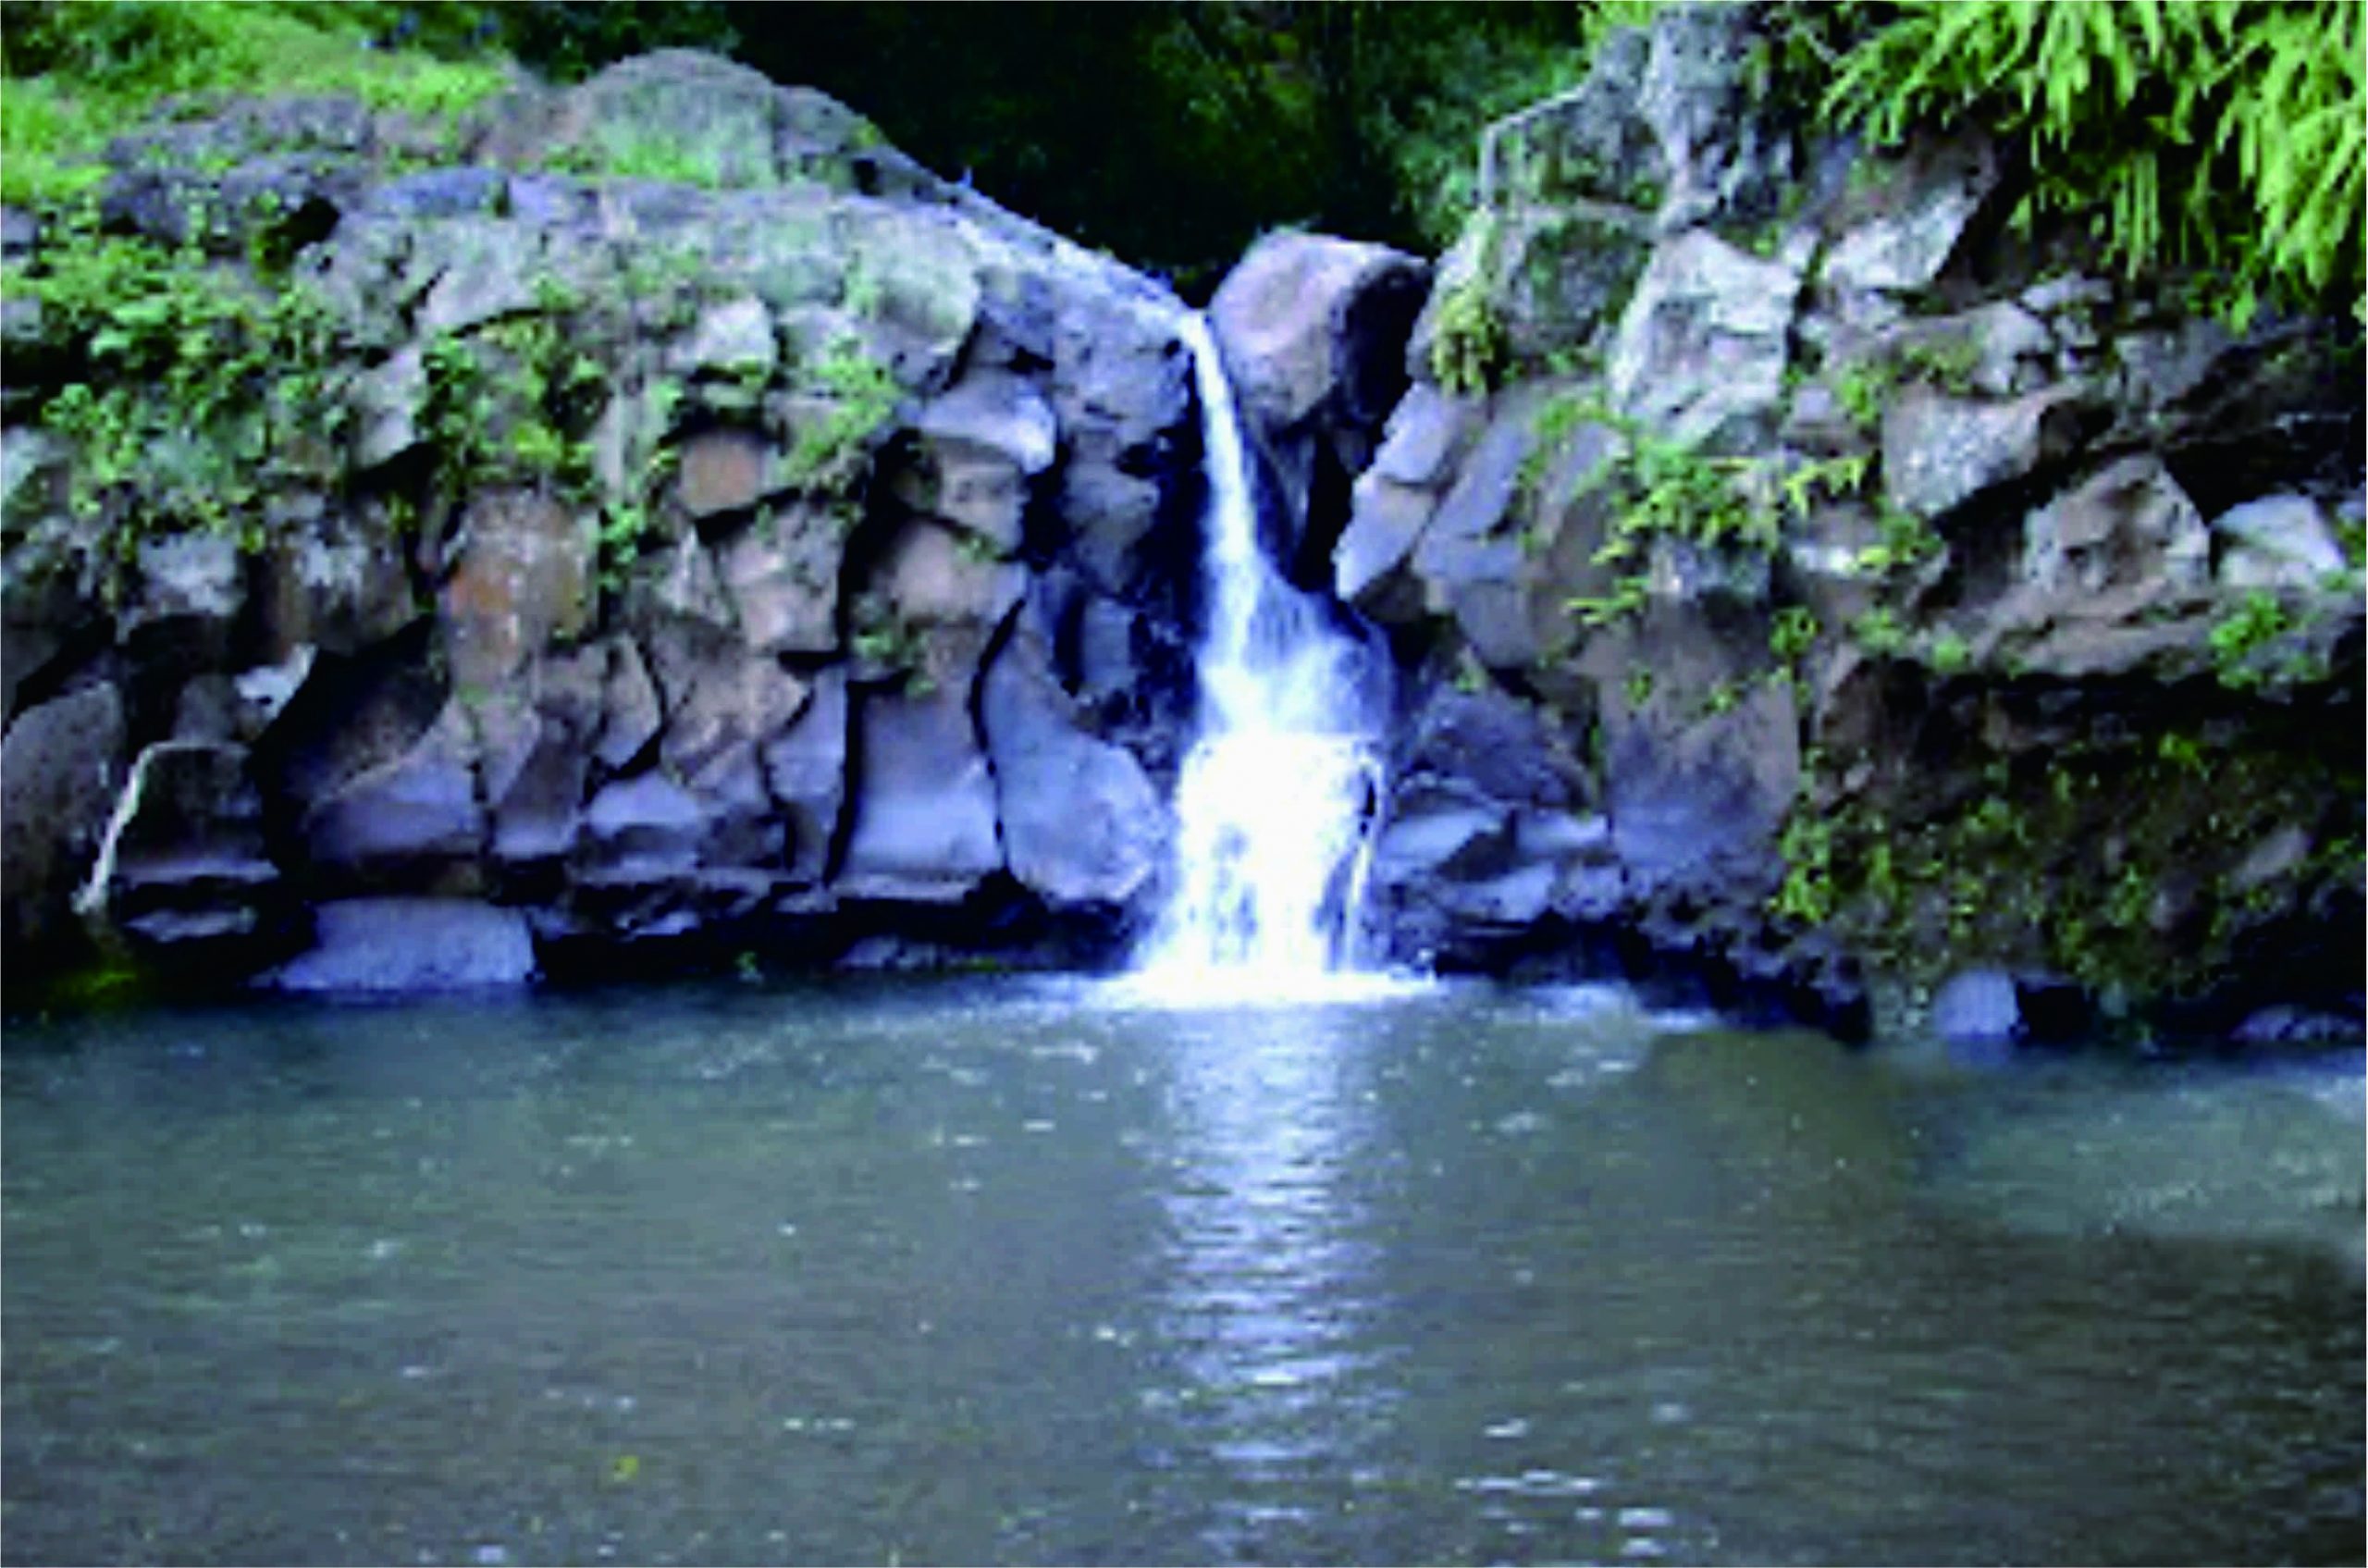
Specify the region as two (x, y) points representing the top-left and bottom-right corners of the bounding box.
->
(4, 53), (1206, 992)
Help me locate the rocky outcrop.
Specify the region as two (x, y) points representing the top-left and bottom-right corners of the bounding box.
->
(2, 51), (1203, 994)
(5, 29), (2358, 1046)
(1208, 231), (1429, 583)
(1340, 3), (2362, 1043)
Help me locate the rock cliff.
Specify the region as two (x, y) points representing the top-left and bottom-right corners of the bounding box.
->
(5, 52), (1204, 992)
(1289, 5), (2363, 1042)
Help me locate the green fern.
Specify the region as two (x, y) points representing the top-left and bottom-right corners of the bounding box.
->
(1825, 0), (2363, 321)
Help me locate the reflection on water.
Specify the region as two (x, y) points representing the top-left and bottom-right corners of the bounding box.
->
(2, 980), (2360, 1566)
(1155, 1005), (1386, 1553)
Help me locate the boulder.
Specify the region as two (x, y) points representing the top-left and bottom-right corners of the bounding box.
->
(1930, 969), (2022, 1049)
(486, 707), (587, 866)
(835, 685), (1003, 901)
(670, 294), (777, 380)
(351, 343), (428, 469)
(1335, 385), (1482, 619)
(1049, 294), (1192, 598)
(1, 685), (128, 950)
(255, 497), (420, 661)
(1599, 665), (1797, 900)
(1209, 229), (1428, 438)
(2214, 494), (2349, 591)
(518, 51), (807, 190)
(592, 636), (664, 771)
(1819, 135), (1998, 298)
(301, 699), (486, 881)
(269, 897), (536, 992)
(641, 617), (809, 866)
(1366, 684), (1603, 964)
(1636, 1), (1793, 230)
(440, 488), (594, 690)
(124, 533), (243, 642)
(715, 502), (846, 656)
(1401, 389), (1623, 670)
(981, 616), (1164, 907)
(1608, 228), (1801, 444)
(1881, 383), (2099, 520)
(582, 770), (709, 876)
(2018, 454), (2209, 607)
(891, 369), (1059, 552)
(676, 427), (778, 519)
(759, 666), (848, 883)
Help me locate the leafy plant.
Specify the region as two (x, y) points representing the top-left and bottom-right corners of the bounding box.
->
(2209, 588), (2290, 688)
(1429, 215), (1511, 396)
(1824, 0), (2364, 322)
(1925, 630), (1972, 674)
(1851, 606), (1909, 657)
(7, 206), (352, 580)
(1769, 605), (1821, 664)
(785, 334), (903, 492)
(1779, 452), (1871, 520)
(1831, 356), (1893, 430)
(1770, 809), (1836, 924)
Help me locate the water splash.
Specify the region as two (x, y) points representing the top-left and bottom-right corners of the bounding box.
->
(1131, 315), (1385, 1002)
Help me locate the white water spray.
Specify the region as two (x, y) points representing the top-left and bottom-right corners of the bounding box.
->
(1132, 316), (1384, 999)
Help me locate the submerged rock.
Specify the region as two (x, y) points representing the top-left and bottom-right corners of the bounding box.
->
(269, 898), (536, 992)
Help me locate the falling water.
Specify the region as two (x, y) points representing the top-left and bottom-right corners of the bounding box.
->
(1132, 315), (1384, 997)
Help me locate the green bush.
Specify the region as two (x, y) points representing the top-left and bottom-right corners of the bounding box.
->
(1825, 0), (2364, 322)
(8, 208), (348, 572)
(0, 1), (512, 204)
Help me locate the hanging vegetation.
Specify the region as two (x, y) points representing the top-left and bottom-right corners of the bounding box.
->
(1823, 0), (2365, 323)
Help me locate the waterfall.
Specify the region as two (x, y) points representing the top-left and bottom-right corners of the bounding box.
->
(1132, 315), (1384, 997)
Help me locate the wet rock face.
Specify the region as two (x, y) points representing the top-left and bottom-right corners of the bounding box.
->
(1, 52), (1215, 992)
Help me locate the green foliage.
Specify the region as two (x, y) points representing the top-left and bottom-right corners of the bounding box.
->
(1852, 505), (1942, 576)
(1778, 452), (1871, 521)
(1387, 3), (1651, 245)
(1567, 425), (1783, 625)
(786, 336), (903, 492)
(848, 589), (931, 692)
(6, 206), (349, 580)
(1429, 214), (1511, 396)
(420, 309), (602, 505)
(1831, 356), (1893, 431)
(0, 1), (512, 204)
(1824, 0), (2365, 320)
(1925, 629), (1972, 675)
(1851, 606), (1909, 657)
(537, 132), (729, 189)
(1768, 605), (1821, 664)
(2209, 588), (2290, 688)
(1770, 809), (1836, 924)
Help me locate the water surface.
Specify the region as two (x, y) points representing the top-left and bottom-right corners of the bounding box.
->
(5, 979), (2361, 1564)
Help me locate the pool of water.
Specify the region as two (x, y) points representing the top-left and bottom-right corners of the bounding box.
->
(4, 978), (2361, 1565)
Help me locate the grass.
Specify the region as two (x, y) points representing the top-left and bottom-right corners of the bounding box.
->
(0, 1), (515, 205)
